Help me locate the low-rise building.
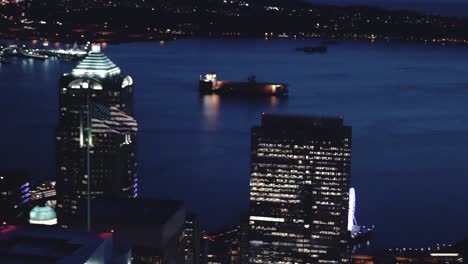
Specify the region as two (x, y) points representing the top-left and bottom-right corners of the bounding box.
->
(0, 224), (131, 264)
(91, 197), (186, 264)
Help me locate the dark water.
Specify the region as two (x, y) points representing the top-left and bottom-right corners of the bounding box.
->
(1, 39), (468, 249)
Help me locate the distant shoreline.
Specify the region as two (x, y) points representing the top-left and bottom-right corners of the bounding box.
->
(2, 0), (468, 48)
(307, 0), (468, 18)
(2, 34), (468, 49)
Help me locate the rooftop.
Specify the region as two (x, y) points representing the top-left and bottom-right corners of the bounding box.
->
(0, 225), (129, 264)
(90, 198), (186, 248)
(71, 45), (121, 78)
(260, 113), (346, 128)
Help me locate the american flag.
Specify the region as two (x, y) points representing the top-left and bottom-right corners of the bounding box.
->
(91, 102), (138, 134)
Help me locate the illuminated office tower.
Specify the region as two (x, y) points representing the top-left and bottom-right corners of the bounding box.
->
(55, 45), (138, 228)
(184, 213), (201, 264)
(248, 114), (352, 264)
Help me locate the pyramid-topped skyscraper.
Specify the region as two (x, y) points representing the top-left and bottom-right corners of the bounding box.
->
(56, 44), (138, 228)
(71, 45), (122, 77)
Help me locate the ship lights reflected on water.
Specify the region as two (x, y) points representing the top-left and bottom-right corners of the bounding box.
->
(201, 93), (282, 130)
(202, 95), (221, 130)
(269, 95), (278, 109)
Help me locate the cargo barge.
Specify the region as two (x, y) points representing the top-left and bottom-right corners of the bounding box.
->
(199, 73), (288, 96)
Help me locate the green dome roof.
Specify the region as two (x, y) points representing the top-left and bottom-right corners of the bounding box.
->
(29, 206), (57, 221)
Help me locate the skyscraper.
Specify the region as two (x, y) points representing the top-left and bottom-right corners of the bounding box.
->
(56, 45), (138, 228)
(184, 212), (201, 264)
(247, 114), (352, 264)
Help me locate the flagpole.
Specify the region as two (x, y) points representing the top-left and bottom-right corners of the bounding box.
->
(86, 92), (92, 232)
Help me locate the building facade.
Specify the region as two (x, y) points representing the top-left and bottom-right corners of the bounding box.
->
(204, 226), (241, 264)
(55, 45), (138, 227)
(184, 213), (201, 264)
(247, 114), (352, 263)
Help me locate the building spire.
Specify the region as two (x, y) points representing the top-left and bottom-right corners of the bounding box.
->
(91, 44), (101, 53)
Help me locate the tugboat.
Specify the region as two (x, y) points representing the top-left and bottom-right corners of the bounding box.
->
(199, 73), (288, 97)
(296, 46), (328, 53)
